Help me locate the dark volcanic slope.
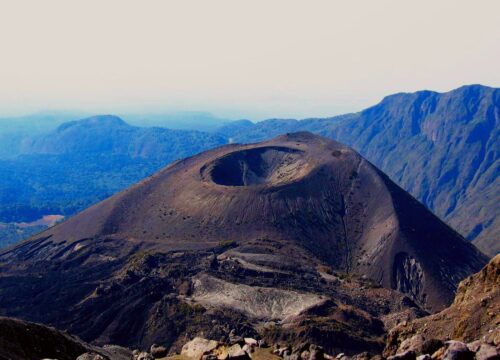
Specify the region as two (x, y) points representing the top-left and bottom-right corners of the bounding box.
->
(0, 316), (127, 360)
(0, 133), (487, 351)
(219, 85), (500, 256)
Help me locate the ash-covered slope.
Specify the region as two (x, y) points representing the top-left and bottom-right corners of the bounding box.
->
(0, 133), (487, 351)
(219, 85), (500, 256)
(0, 316), (130, 360)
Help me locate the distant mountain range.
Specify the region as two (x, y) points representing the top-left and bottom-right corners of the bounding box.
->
(0, 118), (227, 247)
(0, 84), (497, 255)
(217, 85), (499, 255)
(20, 115), (227, 159)
(0, 111), (229, 158)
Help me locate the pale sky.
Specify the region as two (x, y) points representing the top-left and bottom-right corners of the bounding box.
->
(0, 0), (499, 120)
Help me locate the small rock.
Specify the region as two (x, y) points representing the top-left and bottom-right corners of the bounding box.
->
(244, 338), (258, 346)
(137, 352), (155, 360)
(431, 347), (445, 360)
(202, 355), (218, 360)
(242, 344), (255, 354)
(258, 340), (267, 348)
(301, 350), (311, 360)
(150, 344), (168, 358)
(475, 344), (499, 360)
(387, 350), (416, 360)
(336, 354), (345, 360)
(399, 335), (425, 355)
(351, 352), (370, 360)
(213, 345), (229, 360)
(417, 355), (431, 360)
(182, 337), (219, 360)
(76, 353), (105, 360)
(230, 336), (244, 345)
(431, 346), (446, 360)
(466, 340), (482, 353)
(228, 344), (251, 360)
(443, 341), (473, 360)
(309, 344), (325, 360)
(484, 329), (500, 347)
(278, 347), (291, 357)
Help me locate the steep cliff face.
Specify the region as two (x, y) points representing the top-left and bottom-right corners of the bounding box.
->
(0, 133), (487, 352)
(392, 253), (425, 305)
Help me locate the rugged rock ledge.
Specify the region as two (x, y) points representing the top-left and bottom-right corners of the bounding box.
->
(1, 256), (497, 360)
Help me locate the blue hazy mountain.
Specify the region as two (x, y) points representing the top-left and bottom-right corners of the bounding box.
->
(120, 111), (230, 131)
(0, 85), (498, 256)
(0, 111), (85, 158)
(0, 116), (227, 247)
(217, 85), (499, 255)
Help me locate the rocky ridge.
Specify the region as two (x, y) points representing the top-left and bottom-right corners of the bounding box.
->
(0, 256), (498, 360)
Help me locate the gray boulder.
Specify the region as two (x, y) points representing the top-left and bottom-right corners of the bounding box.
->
(136, 352), (155, 360)
(466, 340), (482, 353)
(416, 355), (431, 360)
(475, 344), (499, 360)
(228, 344), (251, 360)
(443, 341), (473, 360)
(76, 353), (105, 360)
(398, 335), (425, 355)
(350, 352), (370, 360)
(244, 338), (258, 347)
(181, 338), (219, 360)
(242, 343), (255, 355)
(150, 344), (168, 359)
(387, 350), (416, 360)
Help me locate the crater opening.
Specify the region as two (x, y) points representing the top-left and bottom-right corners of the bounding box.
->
(205, 146), (308, 187)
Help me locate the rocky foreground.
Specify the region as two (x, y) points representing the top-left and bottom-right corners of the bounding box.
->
(1, 255), (498, 360)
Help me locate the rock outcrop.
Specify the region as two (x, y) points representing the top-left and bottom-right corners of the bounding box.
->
(385, 255), (500, 357)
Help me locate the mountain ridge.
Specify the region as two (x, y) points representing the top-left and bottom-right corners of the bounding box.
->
(0, 133), (487, 353)
(0, 84), (497, 256)
(218, 84), (499, 255)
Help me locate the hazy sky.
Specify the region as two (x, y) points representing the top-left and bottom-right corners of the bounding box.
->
(0, 0), (499, 120)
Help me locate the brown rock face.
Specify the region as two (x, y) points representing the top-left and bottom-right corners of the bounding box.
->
(385, 255), (500, 356)
(0, 133), (488, 351)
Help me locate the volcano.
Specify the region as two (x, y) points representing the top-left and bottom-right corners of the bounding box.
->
(0, 132), (487, 353)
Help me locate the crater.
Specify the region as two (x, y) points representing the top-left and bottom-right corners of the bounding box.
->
(203, 146), (308, 187)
